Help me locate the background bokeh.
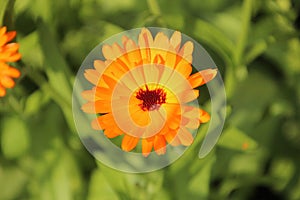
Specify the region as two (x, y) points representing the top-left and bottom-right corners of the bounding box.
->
(1, 0), (300, 199)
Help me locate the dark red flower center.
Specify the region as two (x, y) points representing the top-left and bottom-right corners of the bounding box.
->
(136, 85), (166, 111)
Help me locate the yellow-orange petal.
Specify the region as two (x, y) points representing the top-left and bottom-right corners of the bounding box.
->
(177, 127), (194, 146)
(142, 138), (154, 157)
(164, 51), (177, 68)
(174, 60), (192, 78)
(104, 128), (121, 138)
(92, 113), (117, 130)
(0, 26), (7, 36)
(94, 60), (106, 74)
(3, 43), (19, 52)
(81, 90), (96, 101)
(177, 89), (199, 103)
(3, 53), (21, 62)
(153, 32), (170, 50)
(188, 69), (218, 88)
(130, 107), (151, 127)
(0, 34), (7, 47)
(5, 31), (16, 43)
(81, 100), (111, 113)
(181, 117), (199, 129)
(153, 135), (166, 155)
(179, 41), (193, 63)
(102, 43), (124, 61)
(121, 134), (139, 152)
(138, 28), (154, 48)
(8, 67), (20, 78)
(102, 74), (118, 88)
(84, 69), (100, 85)
(199, 109), (210, 123)
(167, 115), (181, 130)
(170, 31), (181, 52)
(164, 129), (181, 146)
(0, 76), (15, 88)
(91, 117), (104, 130)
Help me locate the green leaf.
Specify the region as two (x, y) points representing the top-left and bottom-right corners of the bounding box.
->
(0, 166), (28, 199)
(37, 22), (72, 101)
(194, 19), (234, 66)
(1, 116), (30, 159)
(37, 21), (75, 132)
(218, 126), (258, 151)
(188, 155), (215, 199)
(19, 31), (44, 69)
(87, 169), (119, 200)
(24, 90), (50, 116)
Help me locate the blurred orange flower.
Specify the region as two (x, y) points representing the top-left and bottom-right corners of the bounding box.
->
(82, 28), (217, 156)
(0, 26), (21, 97)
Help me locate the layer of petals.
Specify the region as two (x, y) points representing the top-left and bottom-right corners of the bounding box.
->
(121, 135), (139, 151)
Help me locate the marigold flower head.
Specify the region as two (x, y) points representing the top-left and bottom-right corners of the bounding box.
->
(0, 26), (21, 97)
(81, 28), (217, 157)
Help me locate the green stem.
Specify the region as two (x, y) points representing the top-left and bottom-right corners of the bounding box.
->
(27, 70), (71, 109)
(147, 0), (161, 16)
(27, 69), (75, 132)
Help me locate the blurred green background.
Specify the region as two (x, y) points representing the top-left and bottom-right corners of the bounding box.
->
(1, 0), (300, 199)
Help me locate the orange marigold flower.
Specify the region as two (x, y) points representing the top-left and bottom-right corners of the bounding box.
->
(81, 28), (217, 157)
(0, 26), (21, 97)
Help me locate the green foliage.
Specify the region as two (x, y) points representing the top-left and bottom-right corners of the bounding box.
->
(1, 0), (300, 199)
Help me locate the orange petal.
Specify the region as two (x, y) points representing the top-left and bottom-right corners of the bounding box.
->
(179, 41), (193, 63)
(129, 104), (151, 127)
(121, 135), (139, 152)
(102, 74), (118, 88)
(3, 43), (19, 52)
(5, 53), (21, 62)
(104, 128), (121, 138)
(153, 135), (166, 155)
(0, 34), (7, 47)
(167, 115), (181, 130)
(174, 60), (192, 78)
(177, 89), (199, 103)
(0, 26), (7, 36)
(164, 51), (177, 69)
(153, 32), (170, 50)
(5, 31), (16, 42)
(81, 100), (111, 113)
(170, 31), (181, 52)
(94, 86), (113, 100)
(124, 40), (140, 63)
(84, 69), (100, 85)
(92, 113), (117, 130)
(181, 117), (200, 129)
(138, 28), (154, 48)
(102, 43), (123, 60)
(177, 127), (194, 146)
(142, 138), (154, 157)
(199, 109), (210, 123)
(188, 69), (218, 88)
(94, 60), (106, 74)
(91, 117), (104, 130)
(164, 129), (181, 146)
(7, 67), (21, 78)
(0, 76), (15, 88)
(81, 89), (97, 101)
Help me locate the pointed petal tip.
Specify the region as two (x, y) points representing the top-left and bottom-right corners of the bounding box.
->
(199, 68), (218, 84)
